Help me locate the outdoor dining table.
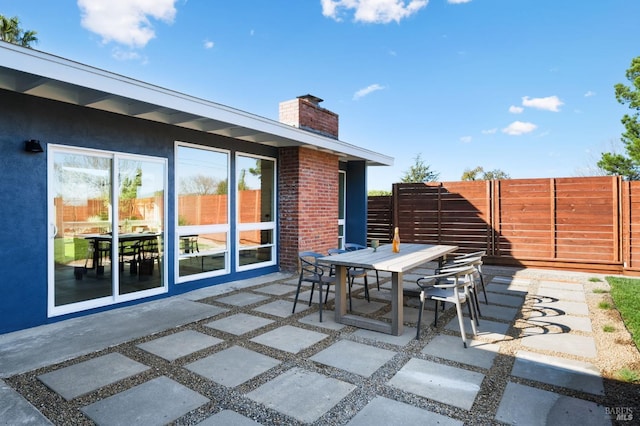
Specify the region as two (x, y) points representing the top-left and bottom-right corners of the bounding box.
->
(318, 243), (458, 336)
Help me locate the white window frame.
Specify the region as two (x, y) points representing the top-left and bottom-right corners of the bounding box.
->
(235, 152), (277, 272)
(175, 141), (231, 283)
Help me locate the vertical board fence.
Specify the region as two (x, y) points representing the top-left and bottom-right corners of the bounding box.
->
(367, 176), (640, 275)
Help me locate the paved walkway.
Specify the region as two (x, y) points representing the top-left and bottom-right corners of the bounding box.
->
(0, 266), (627, 425)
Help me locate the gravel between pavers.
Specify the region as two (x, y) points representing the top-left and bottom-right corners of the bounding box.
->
(5, 265), (640, 425)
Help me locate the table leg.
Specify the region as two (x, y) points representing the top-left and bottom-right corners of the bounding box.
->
(334, 265), (348, 323)
(391, 271), (404, 336)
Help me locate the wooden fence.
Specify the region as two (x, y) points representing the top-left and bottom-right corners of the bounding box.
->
(367, 176), (640, 275)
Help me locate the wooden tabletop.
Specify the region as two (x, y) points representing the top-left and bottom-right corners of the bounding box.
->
(318, 243), (458, 272)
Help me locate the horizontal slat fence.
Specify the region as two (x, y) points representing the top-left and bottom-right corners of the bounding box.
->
(368, 176), (640, 275)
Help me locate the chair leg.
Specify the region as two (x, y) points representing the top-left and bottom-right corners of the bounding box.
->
(455, 301), (468, 348)
(433, 300), (439, 326)
(416, 292), (425, 340)
(308, 283), (316, 307)
(319, 284), (323, 322)
(292, 276), (303, 314)
(364, 275), (370, 302)
(471, 287), (481, 325)
(480, 274), (489, 304)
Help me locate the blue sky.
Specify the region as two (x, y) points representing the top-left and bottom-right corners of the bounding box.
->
(2, 0), (639, 190)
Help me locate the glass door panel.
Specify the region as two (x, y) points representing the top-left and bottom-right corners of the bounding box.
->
(117, 158), (165, 295)
(52, 151), (114, 307)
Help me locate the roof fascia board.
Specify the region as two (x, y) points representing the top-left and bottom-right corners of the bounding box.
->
(0, 43), (393, 166)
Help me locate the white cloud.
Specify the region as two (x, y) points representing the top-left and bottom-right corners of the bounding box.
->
(509, 105), (524, 114)
(584, 90), (596, 97)
(353, 83), (385, 100)
(482, 128), (497, 134)
(204, 40), (214, 49)
(321, 0), (428, 24)
(460, 136), (472, 143)
(522, 95), (563, 112)
(502, 121), (537, 136)
(78, 0), (177, 48)
(448, 0), (472, 3)
(111, 47), (143, 61)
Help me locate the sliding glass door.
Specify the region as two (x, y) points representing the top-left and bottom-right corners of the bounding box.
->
(49, 146), (167, 316)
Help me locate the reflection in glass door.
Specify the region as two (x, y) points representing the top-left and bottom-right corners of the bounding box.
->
(117, 158), (165, 295)
(49, 146), (167, 316)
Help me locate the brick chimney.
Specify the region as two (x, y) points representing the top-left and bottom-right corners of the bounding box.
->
(279, 94), (339, 139)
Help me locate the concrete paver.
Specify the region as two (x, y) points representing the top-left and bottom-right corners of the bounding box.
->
(250, 325), (328, 353)
(527, 313), (593, 333)
(496, 382), (610, 426)
(216, 292), (270, 307)
(346, 396), (463, 426)
(185, 345), (281, 387)
(351, 326), (416, 346)
(80, 376), (209, 425)
(196, 410), (261, 425)
(0, 380), (53, 425)
(253, 299), (306, 317)
(388, 358), (485, 410)
(421, 335), (500, 369)
(532, 300), (590, 316)
(521, 331), (598, 358)
(310, 340), (396, 377)
(445, 316), (512, 342)
(297, 309), (346, 331)
(246, 367), (356, 424)
(136, 330), (223, 361)
(511, 350), (605, 395)
(205, 313), (274, 336)
(37, 353), (149, 400)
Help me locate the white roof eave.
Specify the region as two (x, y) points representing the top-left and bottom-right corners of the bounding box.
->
(0, 43), (393, 167)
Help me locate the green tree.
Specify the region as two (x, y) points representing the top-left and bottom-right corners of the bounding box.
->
(461, 166), (510, 180)
(400, 153), (440, 183)
(0, 15), (38, 47)
(598, 56), (640, 180)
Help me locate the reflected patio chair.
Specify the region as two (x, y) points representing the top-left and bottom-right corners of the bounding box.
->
(292, 252), (336, 322)
(328, 248), (370, 312)
(344, 242), (380, 291)
(138, 236), (160, 280)
(415, 265), (479, 347)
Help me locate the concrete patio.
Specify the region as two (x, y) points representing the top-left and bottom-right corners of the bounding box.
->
(0, 264), (632, 425)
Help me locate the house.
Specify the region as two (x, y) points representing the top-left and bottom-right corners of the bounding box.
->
(0, 42), (393, 334)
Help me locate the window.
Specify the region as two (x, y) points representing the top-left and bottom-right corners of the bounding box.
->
(176, 143), (230, 281)
(236, 154), (276, 270)
(49, 146), (167, 316)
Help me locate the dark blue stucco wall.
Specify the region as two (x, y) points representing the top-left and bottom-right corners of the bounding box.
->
(0, 90), (279, 334)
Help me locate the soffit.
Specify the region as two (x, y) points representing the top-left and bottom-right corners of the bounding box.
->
(0, 43), (393, 167)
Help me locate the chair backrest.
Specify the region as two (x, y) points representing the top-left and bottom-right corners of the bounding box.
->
(344, 242), (366, 251)
(454, 250), (486, 260)
(418, 265), (476, 290)
(328, 248), (347, 255)
(299, 251), (325, 280)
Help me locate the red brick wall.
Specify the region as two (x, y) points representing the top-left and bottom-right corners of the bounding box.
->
(279, 146), (339, 271)
(279, 98), (339, 139)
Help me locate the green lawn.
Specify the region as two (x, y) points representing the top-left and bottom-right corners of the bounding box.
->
(606, 276), (640, 350)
